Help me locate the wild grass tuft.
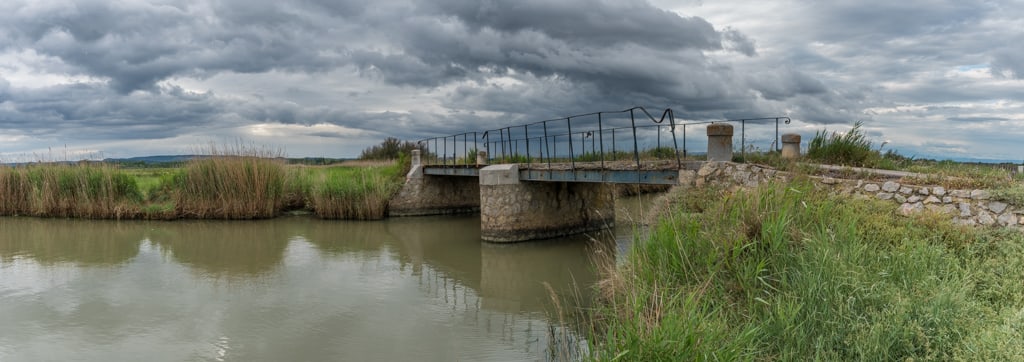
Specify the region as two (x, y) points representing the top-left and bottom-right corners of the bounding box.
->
(583, 181), (1024, 361)
(806, 121), (879, 167)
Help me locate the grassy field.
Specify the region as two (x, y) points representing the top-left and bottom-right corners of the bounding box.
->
(0, 158), (405, 220)
(569, 179), (1024, 361)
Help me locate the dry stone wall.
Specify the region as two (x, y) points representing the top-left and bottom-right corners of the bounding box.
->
(682, 161), (1024, 231)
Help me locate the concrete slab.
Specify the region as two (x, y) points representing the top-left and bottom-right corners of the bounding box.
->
(480, 164), (520, 185)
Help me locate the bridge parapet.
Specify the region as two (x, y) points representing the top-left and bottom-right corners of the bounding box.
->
(417, 107), (791, 170)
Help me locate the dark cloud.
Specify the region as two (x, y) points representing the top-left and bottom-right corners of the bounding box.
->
(2, 83), (229, 139)
(0, 0), (1020, 160)
(3, 1), (346, 93)
(421, 0), (722, 50)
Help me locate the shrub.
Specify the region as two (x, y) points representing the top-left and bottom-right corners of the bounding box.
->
(359, 137), (427, 161)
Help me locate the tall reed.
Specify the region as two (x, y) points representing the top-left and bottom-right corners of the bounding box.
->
(308, 165), (402, 220)
(0, 166), (33, 215)
(172, 144), (287, 219)
(0, 163), (141, 218)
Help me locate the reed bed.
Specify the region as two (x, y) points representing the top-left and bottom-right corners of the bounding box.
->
(307, 165), (402, 220)
(0, 163), (141, 218)
(0, 143), (405, 220)
(581, 180), (1024, 361)
(171, 148), (288, 219)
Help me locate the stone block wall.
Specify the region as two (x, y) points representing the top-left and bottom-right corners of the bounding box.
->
(480, 181), (615, 242)
(389, 167), (481, 216)
(679, 161), (1024, 231)
(843, 181), (1023, 227)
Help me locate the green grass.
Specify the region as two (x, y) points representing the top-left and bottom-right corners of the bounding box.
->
(900, 160), (1017, 189)
(299, 164), (404, 220)
(580, 181), (1024, 361)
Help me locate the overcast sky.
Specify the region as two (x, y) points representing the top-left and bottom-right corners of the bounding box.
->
(1, 0), (1021, 161)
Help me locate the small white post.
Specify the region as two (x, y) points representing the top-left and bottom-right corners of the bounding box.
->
(476, 150), (488, 166)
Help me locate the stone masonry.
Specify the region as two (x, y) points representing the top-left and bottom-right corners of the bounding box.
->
(388, 165), (481, 216)
(479, 164), (615, 242)
(677, 161), (1024, 230)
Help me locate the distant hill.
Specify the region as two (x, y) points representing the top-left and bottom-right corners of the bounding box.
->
(103, 155), (201, 164)
(102, 155), (352, 166)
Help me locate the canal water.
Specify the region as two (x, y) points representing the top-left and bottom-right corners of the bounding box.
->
(0, 197), (654, 361)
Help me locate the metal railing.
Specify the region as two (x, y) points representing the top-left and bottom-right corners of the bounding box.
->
(417, 107), (790, 171)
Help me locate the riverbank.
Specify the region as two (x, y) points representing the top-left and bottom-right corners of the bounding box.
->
(578, 178), (1024, 360)
(0, 157), (404, 220)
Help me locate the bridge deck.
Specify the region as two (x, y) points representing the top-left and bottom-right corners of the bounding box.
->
(422, 160), (703, 185)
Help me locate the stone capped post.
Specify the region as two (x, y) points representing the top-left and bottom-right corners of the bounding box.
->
(411, 149), (421, 167)
(476, 150), (488, 166)
(781, 133), (801, 159)
(706, 123), (734, 162)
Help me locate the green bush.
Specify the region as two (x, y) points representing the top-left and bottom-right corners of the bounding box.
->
(359, 137), (427, 160)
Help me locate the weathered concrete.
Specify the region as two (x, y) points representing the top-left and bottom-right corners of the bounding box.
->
(706, 123), (734, 162)
(781, 133), (801, 159)
(476, 150), (488, 166)
(389, 164), (481, 216)
(479, 164), (615, 242)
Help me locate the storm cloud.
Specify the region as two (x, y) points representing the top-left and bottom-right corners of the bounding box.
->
(0, 0), (1021, 160)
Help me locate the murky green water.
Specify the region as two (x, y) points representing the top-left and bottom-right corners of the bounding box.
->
(0, 197), (652, 361)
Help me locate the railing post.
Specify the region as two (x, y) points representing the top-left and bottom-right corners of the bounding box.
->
(630, 109), (640, 183)
(566, 117), (575, 172)
(682, 124), (687, 159)
(524, 125), (531, 164)
(411, 149), (421, 167)
(741, 120), (746, 162)
(597, 113), (605, 169)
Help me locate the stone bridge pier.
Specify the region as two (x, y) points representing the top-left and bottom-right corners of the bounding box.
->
(388, 151), (480, 216)
(478, 164), (615, 243)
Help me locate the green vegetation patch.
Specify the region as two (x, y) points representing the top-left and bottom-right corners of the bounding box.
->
(304, 164), (403, 220)
(583, 181), (1024, 361)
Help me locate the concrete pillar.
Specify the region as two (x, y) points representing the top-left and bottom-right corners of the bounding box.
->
(411, 149), (421, 167)
(706, 123), (733, 162)
(476, 150), (488, 166)
(781, 133), (801, 159)
(479, 164), (615, 242)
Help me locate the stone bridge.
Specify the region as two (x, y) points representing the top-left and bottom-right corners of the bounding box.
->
(390, 121), (804, 242)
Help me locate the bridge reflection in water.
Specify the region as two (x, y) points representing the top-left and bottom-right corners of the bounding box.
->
(0, 212), (631, 360)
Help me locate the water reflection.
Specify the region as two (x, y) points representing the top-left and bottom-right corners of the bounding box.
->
(0, 211), (627, 361)
(147, 220), (294, 278)
(0, 218), (143, 266)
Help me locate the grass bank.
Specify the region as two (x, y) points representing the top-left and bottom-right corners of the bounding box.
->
(577, 180), (1024, 360)
(0, 163), (142, 218)
(0, 158), (405, 220)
